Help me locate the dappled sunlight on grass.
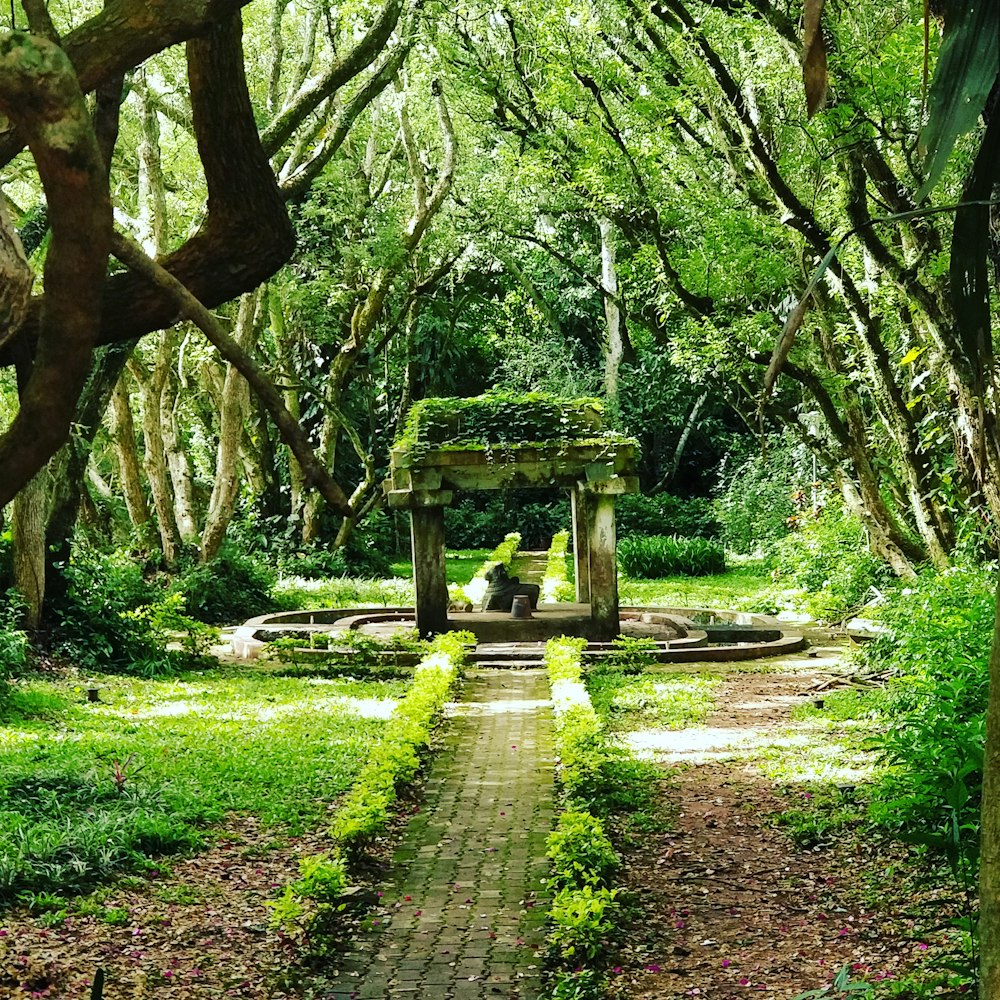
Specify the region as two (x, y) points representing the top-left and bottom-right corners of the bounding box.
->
(618, 564), (784, 613)
(590, 670), (722, 732)
(621, 715), (876, 785)
(0, 668), (411, 902)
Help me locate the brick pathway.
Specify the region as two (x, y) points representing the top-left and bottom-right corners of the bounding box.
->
(337, 669), (555, 999)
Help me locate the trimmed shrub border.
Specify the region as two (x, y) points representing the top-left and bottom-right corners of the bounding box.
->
(543, 636), (626, 997)
(267, 632), (470, 937)
(331, 632), (469, 851)
(541, 530), (572, 603)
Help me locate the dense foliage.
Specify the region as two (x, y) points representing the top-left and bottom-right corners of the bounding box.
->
(617, 535), (726, 578)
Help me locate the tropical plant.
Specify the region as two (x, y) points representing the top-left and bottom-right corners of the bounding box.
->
(617, 535), (726, 579)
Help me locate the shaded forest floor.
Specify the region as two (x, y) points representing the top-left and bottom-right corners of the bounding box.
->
(603, 648), (971, 999)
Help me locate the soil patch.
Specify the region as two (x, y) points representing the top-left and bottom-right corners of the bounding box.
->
(606, 653), (963, 999)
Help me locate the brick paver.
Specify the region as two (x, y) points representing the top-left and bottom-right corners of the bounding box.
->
(333, 669), (555, 999)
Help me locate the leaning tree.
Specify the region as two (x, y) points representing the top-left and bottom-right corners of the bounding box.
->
(0, 0), (414, 515)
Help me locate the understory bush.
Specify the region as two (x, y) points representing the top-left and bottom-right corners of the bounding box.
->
(48, 549), (170, 674)
(48, 549), (218, 675)
(278, 511), (393, 579)
(0, 591), (29, 709)
(617, 534), (726, 578)
(775, 504), (893, 621)
(615, 492), (718, 539)
(713, 437), (806, 554)
(171, 548), (277, 624)
(860, 566), (993, 844)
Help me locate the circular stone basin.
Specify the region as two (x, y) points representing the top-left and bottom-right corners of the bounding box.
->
(230, 605), (804, 662)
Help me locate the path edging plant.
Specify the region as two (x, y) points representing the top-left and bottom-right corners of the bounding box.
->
(543, 636), (627, 998)
(541, 530), (572, 603)
(268, 632), (470, 937)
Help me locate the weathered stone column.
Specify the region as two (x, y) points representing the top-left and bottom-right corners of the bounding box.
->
(411, 505), (449, 636)
(571, 489), (592, 604)
(587, 492), (619, 639)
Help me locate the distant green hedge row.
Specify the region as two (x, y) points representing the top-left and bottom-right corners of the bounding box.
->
(618, 534), (726, 578)
(542, 530), (573, 603)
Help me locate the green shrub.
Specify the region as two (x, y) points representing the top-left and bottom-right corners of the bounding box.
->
(775, 504), (893, 620)
(861, 567), (993, 841)
(546, 810), (619, 889)
(617, 534), (726, 578)
(713, 439), (804, 554)
(548, 884), (619, 960)
(615, 493), (718, 539)
(544, 969), (603, 1000)
(49, 549), (171, 674)
(330, 636), (466, 852)
(0, 590), (29, 710)
(171, 549), (277, 624)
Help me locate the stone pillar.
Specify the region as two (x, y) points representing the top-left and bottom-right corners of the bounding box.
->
(571, 489), (592, 604)
(587, 492), (619, 639)
(411, 505), (449, 636)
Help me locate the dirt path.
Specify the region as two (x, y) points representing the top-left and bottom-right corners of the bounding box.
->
(607, 649), (940, 999)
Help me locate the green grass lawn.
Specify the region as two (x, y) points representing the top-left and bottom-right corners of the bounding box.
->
(588, 668), (721, 731)
(0, 668), (408, 905)
(619, 561), (779, 612)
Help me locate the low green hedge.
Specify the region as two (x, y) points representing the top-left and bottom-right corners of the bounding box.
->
(618, 534), (726, 578)
(330, 632), (469, 852)
(541, 530), (573, 603)
(544, 637), (624, 989)
(268, 633), (470, 939)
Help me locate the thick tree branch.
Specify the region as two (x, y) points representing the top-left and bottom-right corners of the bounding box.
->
(0, 0), (259, 167)
(110, 229), (352, 516)
(0, 32), (112, 508)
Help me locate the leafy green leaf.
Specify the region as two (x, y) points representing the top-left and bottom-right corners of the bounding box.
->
(917, 2), (1000, 200)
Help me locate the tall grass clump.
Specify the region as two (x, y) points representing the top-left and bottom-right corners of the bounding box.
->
(617, 535), (725, 578)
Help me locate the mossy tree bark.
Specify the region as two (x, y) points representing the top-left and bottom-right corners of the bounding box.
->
(0, 33), (113, 508)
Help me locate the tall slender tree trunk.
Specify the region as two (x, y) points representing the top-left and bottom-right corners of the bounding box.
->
(131, 347), (182, 565)
(268, 290), (305, 519)
(201, 290), (259, 561)
(12, 472), (48, 629)
(162, 365), (199, 545)
(599, 217), (624, 412)
(110, 377), (153, 539)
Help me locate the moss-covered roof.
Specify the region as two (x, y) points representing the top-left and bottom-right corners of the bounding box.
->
(395, 392), (609, 453)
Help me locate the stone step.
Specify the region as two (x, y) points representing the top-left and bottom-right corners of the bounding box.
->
(472, 659), (546, 670)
